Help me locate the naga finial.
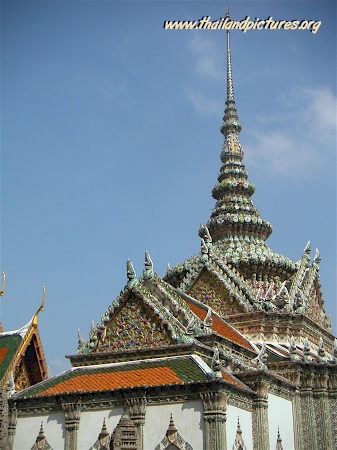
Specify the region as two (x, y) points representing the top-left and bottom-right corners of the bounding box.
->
(126, 259), (136, 285)
(252, 342), (268, 370)
(198, 224), (212, 245)
(317, 337), (325, 362)
(0, 271), (6, 297)
(144, 251), (154, 278)
(303, 241), (311, 255)
(313, 248), (321, 265)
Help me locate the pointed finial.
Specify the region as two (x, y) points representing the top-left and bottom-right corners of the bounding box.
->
(32, 284), (46, 327)
(144, 251), (154, 279)
(126, 259), (136, 285)
(0, 271), (6, 296)
(203, 307), (213, 327)
(99, 417), (110, 439)
(237, 416), (242, 434)
(332, 338), (337, 363)
(145, 251), (153, 271)
(275, 427), (283, 449)
(166, 413), (178, 438)
(232, 415), (247, 449)
(226, 6), (234, 102)
(313, 248), (321, 265)
(302, 337), (311, 362)
(77, 329), (86, 353)
(38, 421), (45, 438)
(201, 238), (208, 255)
(220, 7), (242, 136)
(303, 241), (311, 255)
(317, 337), (325, 361)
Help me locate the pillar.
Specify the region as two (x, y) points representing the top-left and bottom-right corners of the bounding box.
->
(251, 380), (269, 450)
(299, 371), (316, 450)
(127, 397), (146, 449)
(7, 406), (17, 450)
(200, 391), (227, 450)
(313, 372), (332, 450)
(62, 402), (81, 450)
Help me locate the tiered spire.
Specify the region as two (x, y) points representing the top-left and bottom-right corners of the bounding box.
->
(206, 7), (295, 281)
(275, 427), (284, 450)
(232, 417), (247, 450)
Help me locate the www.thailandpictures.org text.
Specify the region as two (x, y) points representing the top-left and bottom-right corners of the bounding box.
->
(163, 16), (321, 34)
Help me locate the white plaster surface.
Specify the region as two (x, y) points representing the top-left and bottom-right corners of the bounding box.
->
(14, 412), (65, 450)
(268, 393), (295, 450)
(226, 405), (253, 450)
(77, 407), (124, 449)
(144, 400), (204, 450)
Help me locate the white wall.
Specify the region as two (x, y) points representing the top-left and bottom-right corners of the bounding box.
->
(144, 400), (204, 450)
(77, 407), (124, 449)
(226, 404), (253, 450)
(14, 412), (65, 450)
(268, 394), (295, 450)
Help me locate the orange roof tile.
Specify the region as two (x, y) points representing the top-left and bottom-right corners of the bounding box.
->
(186, 300), (254, 351)
(17, 356), (211, 398)
(38, 367), (182, 396)
(0, 347), (8, 365)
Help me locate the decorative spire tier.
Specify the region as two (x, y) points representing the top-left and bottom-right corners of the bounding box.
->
(206, 8), (295, 281)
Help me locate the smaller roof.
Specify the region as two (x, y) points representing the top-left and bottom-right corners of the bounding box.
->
(183, 296), (255, 352)
(13, 355), (212, 398)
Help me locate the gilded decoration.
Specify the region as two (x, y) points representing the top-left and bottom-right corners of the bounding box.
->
(93, 296), (174, 353)
(188, 270), (245, 317)
(14, 361), (30, 392)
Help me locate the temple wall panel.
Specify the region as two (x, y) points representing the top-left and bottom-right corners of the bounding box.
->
(226, 405), (253, 449)
(14, 412), (65, 450)
(77, 407), (124, 449)
(268, 394), (294, 450)
(143, 400), (204, 450)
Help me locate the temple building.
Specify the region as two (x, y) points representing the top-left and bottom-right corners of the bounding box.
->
(5, 9), (337, 450)
(0, 279), (48, 449)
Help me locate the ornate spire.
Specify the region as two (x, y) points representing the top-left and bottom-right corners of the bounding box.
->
(232, 417), (247, 450)
(275, 427), (284, 450)
(221, 6), (241, 136)
(206, 7), (295, 282)
(31, 422), (52, 450)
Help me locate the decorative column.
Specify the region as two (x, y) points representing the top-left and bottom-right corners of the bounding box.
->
(313, 372), (332, 450)
(299, 371), (316, 450)
(292, 390), (303, 450)
(251, 380), (269, 450)
(62, 402), (81, 450)
(127, 397), (146, 449)
(328, 372), (337, 448)
(200, 391), (227, 450)
(7, 405), (17, 450)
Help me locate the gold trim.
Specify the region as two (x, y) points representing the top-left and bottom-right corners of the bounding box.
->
(0, 271), (6, 297)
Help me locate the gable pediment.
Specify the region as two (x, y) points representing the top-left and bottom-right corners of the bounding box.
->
(90, 292), (178, 354)
(187, 268), (248, 317)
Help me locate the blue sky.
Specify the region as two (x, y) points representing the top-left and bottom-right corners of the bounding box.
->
(1, 1), (336, 375)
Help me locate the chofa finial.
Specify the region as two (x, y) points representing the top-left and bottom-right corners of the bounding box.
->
(32, 284), (46, 327)
(0, 271), (6, 297)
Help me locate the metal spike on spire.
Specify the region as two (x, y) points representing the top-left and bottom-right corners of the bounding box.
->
(226, 6), (234, 101)
(275, 427), (284, 450)
(220, 5), (242, 137)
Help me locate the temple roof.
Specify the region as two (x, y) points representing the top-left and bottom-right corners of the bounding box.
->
(0, 284), (48, 392)
(12, 354), (249, 399)
(77, 254), (257, 359)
